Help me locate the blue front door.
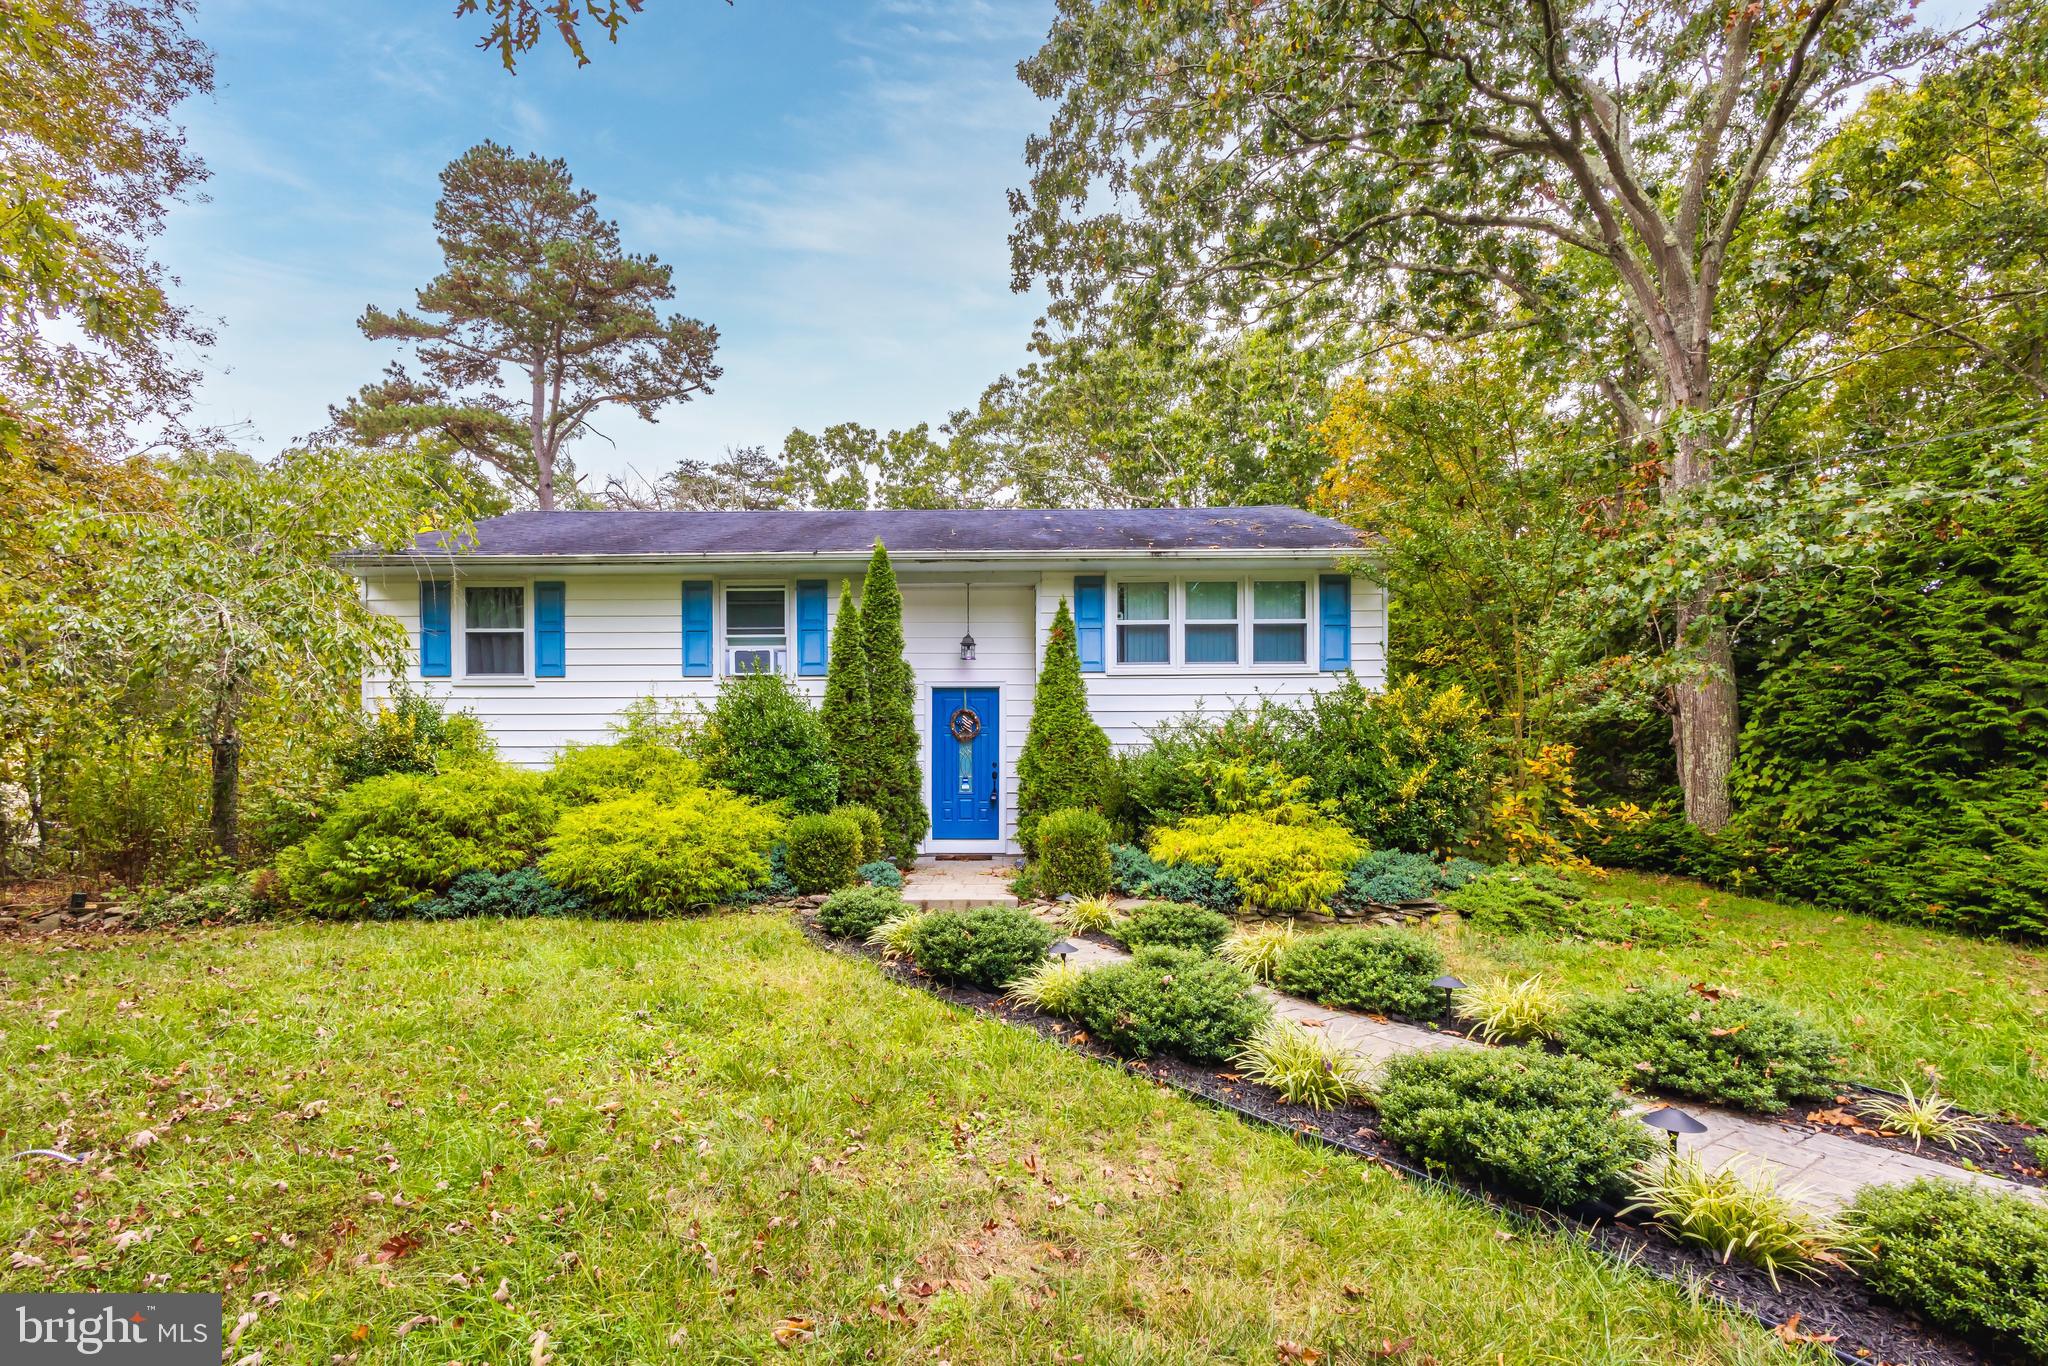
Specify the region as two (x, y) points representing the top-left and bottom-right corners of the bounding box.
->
(931, 687), (1000, 840)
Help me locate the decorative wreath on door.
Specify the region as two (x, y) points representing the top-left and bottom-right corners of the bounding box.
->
(948, 707), (981, 743)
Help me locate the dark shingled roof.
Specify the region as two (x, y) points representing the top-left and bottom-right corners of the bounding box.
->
(376, 507), (1367, 559)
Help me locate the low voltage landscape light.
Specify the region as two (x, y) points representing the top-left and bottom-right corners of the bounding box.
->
(1048, 940), (1079, 963)
(1639, 1105), (1709, 1152)
(1429, 974), (1467, 1015)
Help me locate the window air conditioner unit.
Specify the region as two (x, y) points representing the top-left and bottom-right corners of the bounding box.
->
(727, 646), (786, 676)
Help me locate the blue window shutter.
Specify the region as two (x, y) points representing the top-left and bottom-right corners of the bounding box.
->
(794, 579), (827, 676)
(681, 580), (713, 677)
(419, 580), (451, 678)
(1318, 574), (1352, 671)
(534, 581), (566, 677)
(1073, 575), (1105, 673)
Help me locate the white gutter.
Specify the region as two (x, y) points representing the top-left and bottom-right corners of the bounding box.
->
(344, 545), (1374, 569)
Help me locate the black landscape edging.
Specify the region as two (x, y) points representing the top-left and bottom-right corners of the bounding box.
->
(801, 916), (1999, 1366)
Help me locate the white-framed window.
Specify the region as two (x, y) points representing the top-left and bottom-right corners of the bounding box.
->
(1115, 581), (1170, 665)
(725, 584), (788, 675)
(1184, 580), (1240, 664)
(463, 584), (527, 676)
(1251, 580), (1310, 665)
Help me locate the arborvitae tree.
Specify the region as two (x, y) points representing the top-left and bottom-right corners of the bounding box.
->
(857, 541), (928, 860)
(819, 579), (871, 798)
(1016, 597), (1113, 855)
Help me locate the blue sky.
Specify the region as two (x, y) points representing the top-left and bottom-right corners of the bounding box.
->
(159, 0), (1055, 494)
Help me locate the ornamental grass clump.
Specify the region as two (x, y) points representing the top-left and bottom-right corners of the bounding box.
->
(1454, 975), (1569, 1044)
(1218, 922), (1297, 984)
(1070, 946), (1271, 1062)
(1114, 901), (1233, 954)
(817, 884), (908, 939)
(1625, 1154), (1848, 1288)
(1059, 895), (1119, 935)
(1844, 1180), (2048, 1358)
(1006, 959), (1088, 1017)
(1374, 1047), (1657, 1207)
(1856, 1079), (1992, 1153)
(865, 908), (931, 959)
(1232, 1019), (1368, 1111)
(907, 905), (1055, 989)
(1271, 926), (1445, 1017)
(1556, 985), (1839, 1113)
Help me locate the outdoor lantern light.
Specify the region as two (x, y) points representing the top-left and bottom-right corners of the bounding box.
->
(1639, 1105), (1708, 1152)
(1429, 974), (1467, 1015)
(959, 583), (976, 662)
(1048, 940), (1079, 963)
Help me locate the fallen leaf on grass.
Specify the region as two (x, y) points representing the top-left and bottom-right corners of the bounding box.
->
(529, 1328), (553, 1365)
(491, 1278), (512, 1304)
(393, 1314), (439, 1338)
(771, 1316), (816, 1347)
(1340, 1283), (1369, 1299)
(1367, 1336), (1416, 1359)
(374, 1232), (421, 1263)
(127, 1129), (158, 1151)
(1772, 1314), (1840, 1347)
(1276, 1341), (1323, 1362)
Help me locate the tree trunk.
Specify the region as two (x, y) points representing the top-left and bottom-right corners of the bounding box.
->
(1665, 416), (1738, 832)
(210, 721), (241, 859)
(531, 365), (554, 511)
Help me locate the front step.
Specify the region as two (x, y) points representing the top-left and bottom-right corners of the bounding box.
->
(899, 860), (1021, 912)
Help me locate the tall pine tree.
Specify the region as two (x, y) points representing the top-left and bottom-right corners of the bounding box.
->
(858, 542), (928, 859)
(1016, 597), (1112, 854)
(820, 579), (871, 800)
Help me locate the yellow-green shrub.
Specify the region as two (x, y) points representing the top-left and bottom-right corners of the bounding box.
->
(1147, 813), (1360, 913)
(544, 742), (702, 805)
(538, 790), (783, 916)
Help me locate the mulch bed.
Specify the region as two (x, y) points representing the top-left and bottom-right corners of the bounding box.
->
(803, 915), (2001, 1366)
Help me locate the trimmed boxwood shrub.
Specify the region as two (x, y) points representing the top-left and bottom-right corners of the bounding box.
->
(1111, 843), (1240, 912)
(1115, 901), (1233, 954)
(858, 860), (903, 889)
(415, 868), (586, 920)
(278, 765), (557, 918)
(1847, 1180), (2048, 1357)
(1555, 985), (1839, 1113)
(817, 884), (908, 939)
(1036, 807), (1113, 897)
(1070, 946), (1271, 1062)
(1272, 927), (1445, 1017)
(538, 789), (783, 916)
(785, 810), (864, 894)
(838, 803), (885, 864)
(907, 905), (1055, 988)
(1375, 1047), (1657, 1207)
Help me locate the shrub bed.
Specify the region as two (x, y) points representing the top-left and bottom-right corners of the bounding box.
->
(857, 860), (903, 889)
(128, 871), (282, 928)
(1110, 843), (1240, 912)
(1148, 812), (1359, 913)
(817, 884), (908, 939)
(1115, 901), (1233, 954)
(1070, 946), (1271, 1063)
(1036, 807), (1113, 897)
(906, 906), (1055, 988)
(1339, 850), (1440, 906)
(1272, 927), (1445, 1017)
(1375, 1047), (1657, 1207)
(538, 789), (783, 916)
(785, 809), (864, 894)
(1445, 869), (1697, 946)
(415, 868), (586, 920)
(1846, 1180), (2048, 1358)
(1555, 985), (1839, 1113)
(839, 804), (885, 864)
(543, 742), (701, 806)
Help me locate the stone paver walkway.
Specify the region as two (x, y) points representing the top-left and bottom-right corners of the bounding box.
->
(899, 857), (1020, 912)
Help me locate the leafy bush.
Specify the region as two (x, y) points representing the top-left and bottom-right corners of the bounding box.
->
(1115, 901), (1233, 954)
(1438, 856), (1492, 890)
(907, 906), (1055, 988)
(696, 672), (840, 814)
(333, 686), (494, 785)
(838, 804), (885, 864)
(1070, 946), (1271, 1062)
(1218, 922), (1296, 983)
(1110, 843), (1240, 912)
(1272, 927), (1445, 1017)
(1445, 869), (1696, 946)
(1281, 675), (1491, 852)
(1016, 599), (1114, 853)
(817, 884), (908, 939)
(414, 867), (585, 920)
(1845, 1180), (2048, 1357)
(545, 742), (702, 806)
(538, 790), (783, 916)
(2027, 1135), (2048, 1170)
(1233, 1019), (1368, 1110)
(1036, 807), (1113, 897)
(1007, 959), (1088, 1016)
(127, 872), (279, 929)
(1338, 850), (1440, 907)
(278, 766), (557, 918)
(857, 859), (903, 890)
(1149, 813), (1359, 913)
(784, 810), (864, 894)
(1111, 706), (1296, 837)
(1454, 975), (1568, 1044)
(1626, 1154), (1848, 1287)
(1556, 986), (1840, 1113)
(1375, 1047), (1657, 1206)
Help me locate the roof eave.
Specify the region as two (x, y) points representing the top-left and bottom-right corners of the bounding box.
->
(344, 544), (1377, 570)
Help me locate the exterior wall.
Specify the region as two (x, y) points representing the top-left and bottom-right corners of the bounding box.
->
(361, 554), (1384, 852)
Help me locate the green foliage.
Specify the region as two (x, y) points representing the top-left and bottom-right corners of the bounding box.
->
(1110, 843), (1240, 912)
(1017, 598), (1113, 853)
(817, 884), (909, 940)
(1445, 870), (1699, 947)
(1556, 986), (1840, 1113)
(537, 790), (782, 917)
(1232, 1019), (1369, 1111)
(838, 803), (885, 864)
(1035, 806), (1112, 897)
(1454, 976), (1569, 1045)
(278, 766), (556, 919)
(1149, 813), (1359, 914)
(1006, 959), (1088, 1017)
(1059, 895), (1118, 935)
(1111, 708), (1292, 837)
(851, 544), (928, 860)
(1625, 1155), (1848, 1288)
(1438, 857), (1492, 890)
(1070, 946), (1271, 1063)
(864, 908), (932, 959)
(1338, 850), (1440, 907)
(610, 695), (698, 752)
(1115, 901), (1232, 954)
(414, 868), (586, 921)
(127, 871), (281, 929)
(697, 672), (839, 815)
(1374, 1048), (1658, 1207)
(857, 860), (902, 890)
(1855, 1080), (1992, 1154)
(1272, 927), (1446, 1017)
(333, 687), (495, 785)
(2028, 1135), (2048, 1171)
(906, 905), (1054, 989)
(1218, 922), (1296, 984)
(544, 742), (702, 806)
(1281, 678), (1493, 852)
(819, 580), (873, 806)
(784, 810), (864, 894)
(1845, 1180), (2048, 1357)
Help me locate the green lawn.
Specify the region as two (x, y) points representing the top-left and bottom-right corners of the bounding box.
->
(1437, 870), (2048, 1124)
(0, 914), (1793, 1364)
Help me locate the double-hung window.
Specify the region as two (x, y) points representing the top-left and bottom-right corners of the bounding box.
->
(1184, 580), (1239, 664)
(1116, 582), (1170, 665)
(464, 585), (527, 676)
(725, 586), (788, 674)
(1251, 580), (1309, 664)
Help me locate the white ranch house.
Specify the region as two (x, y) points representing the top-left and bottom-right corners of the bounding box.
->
(349, 507), (1382, 855)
